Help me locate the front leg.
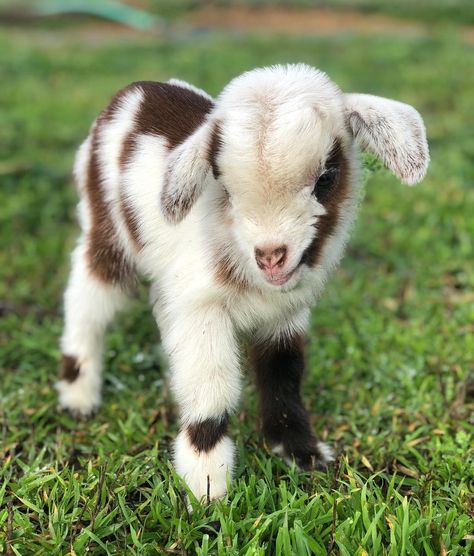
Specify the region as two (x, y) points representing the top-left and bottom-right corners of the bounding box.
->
(250, 332), (334, 469)
(162, 304), (241, 502)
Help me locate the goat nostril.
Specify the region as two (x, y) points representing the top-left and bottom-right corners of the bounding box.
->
(254, 248), (265, 269)
(255, 246), (287, 271)
(273, 247), (286, 267)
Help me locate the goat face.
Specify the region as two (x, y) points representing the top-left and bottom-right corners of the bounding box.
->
(161, 64), (429, 290)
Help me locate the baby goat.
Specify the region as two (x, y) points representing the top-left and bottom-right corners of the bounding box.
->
(57, 64), (429, 500)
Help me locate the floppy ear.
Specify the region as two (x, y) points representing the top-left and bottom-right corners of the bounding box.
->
(160, 123), (212, 224)
(344, 93), (429, 185)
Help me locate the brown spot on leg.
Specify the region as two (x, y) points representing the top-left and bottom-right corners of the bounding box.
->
(187, 414), (229, 452)
(250, 335), (331, 469)
(59, 354), (80, 383)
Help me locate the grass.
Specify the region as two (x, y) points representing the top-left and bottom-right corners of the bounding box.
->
(1, 16), (474, 556)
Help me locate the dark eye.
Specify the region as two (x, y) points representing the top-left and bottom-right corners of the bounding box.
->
(312, 167), (338, 200)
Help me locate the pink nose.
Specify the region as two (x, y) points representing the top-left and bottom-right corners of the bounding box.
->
(255, 245), (287, 273)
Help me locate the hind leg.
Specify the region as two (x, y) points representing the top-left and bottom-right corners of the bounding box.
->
(56, 239), (129, 416)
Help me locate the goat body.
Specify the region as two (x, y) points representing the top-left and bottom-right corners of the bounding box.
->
(57, 64), (428, 500)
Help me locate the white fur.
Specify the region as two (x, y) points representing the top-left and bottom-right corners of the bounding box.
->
(167, 78), (213, 101)
(271, 441), (334, 467)
(174, 430), (234, 501)
(317, 441), (336, 464)
(161, 123), (214, 224)
(97, 88), (144, 255)
(164, 303), (242, 424)
(344, 93), (429, 185)
(56, 370), (101, 416)
(60, 64), (429, 499)
(58, 241), (128, 415)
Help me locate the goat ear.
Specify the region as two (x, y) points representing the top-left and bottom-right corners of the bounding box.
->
(344, 93), (429, 185)
(161, 123), (212, 224)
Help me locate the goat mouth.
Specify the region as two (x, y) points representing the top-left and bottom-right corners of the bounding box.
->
(264, 256), (310, 286)
(264, 267), (296, 286)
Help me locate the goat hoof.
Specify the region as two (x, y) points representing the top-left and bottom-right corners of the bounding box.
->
(273, 440), (335, 470)
(55, 379), (101, 418)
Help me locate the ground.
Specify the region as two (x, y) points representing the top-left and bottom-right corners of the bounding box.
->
(0, 4), (473, 555)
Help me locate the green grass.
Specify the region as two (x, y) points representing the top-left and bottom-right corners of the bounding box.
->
(1, 20), (474, 555)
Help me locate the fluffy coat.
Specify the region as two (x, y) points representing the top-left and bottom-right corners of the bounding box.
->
(57, 64), (429, 500)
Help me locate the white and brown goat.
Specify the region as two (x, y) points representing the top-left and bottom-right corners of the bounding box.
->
(57, 64), (429, 500)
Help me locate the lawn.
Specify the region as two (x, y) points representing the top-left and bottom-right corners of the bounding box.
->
(0, 11), (473, 555)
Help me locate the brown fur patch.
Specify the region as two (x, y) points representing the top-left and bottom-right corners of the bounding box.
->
(85, 81), (215, 282)
(187, 414), (229, 452)
(85, 143), (136, 287)
(117, 81), (215, 238)
(211, 188), (251, 292)
(301, 139), (351, 267)
(83, 88), (137, 288)
(130, 81), (214, 149)
(250, 334), (330, 469)
(59, 354), (80, 383)
(121, 191), (142, 250)
(214, 254), (250, 292)
(207, 121), (223, 179)
(119, 133), (143, 250)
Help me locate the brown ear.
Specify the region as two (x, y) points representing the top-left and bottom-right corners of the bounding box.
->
(344, 93), (429, 185)
(161, 123), (213, 224)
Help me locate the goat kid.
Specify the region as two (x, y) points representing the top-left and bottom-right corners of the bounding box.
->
(57, 64), (429, 501)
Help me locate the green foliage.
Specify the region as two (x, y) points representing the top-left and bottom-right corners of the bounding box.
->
(1, 19), (473, 555)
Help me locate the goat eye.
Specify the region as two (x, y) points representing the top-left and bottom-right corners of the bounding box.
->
(312, 168), (338, 199)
